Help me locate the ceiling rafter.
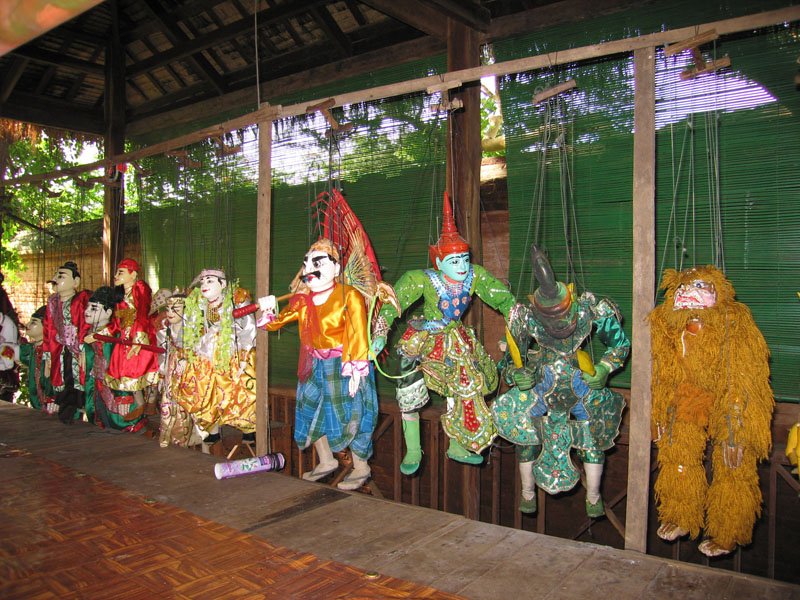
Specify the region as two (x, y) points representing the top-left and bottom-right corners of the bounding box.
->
(428, 0), (491, 31)
(311, 6), (352, 57)
(9, 46), (105, 76)
(139, 0), (227, 95)
(0, 58), (30, 104)
(127, 0), (326, 77)
(0, 92), (104, 135)
(358, 0), (448, 39)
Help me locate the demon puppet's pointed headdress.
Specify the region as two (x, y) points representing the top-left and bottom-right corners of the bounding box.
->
(429, 191), (470, 266)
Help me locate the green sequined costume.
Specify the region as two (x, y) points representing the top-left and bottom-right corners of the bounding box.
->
(493, 293), (630, 493)
(378, 265), (516, 453)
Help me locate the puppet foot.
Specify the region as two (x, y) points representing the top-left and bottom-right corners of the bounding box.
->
(446, 440), (483, 465)
(585, 497), (605, 518)
(519, 494), (537, 514)
(657, 522), (689, 541)
(302, 462), (339, 482)
(400, 449), (423, 475)
(698, 539), (735, 558)
(337, 469), (371, 491)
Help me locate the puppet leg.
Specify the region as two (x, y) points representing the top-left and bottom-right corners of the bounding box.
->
(654, 420), (708, 540)
(584, 461), (606, 517)
(338, 453), (371, 491)
(702, 445), (761, 556)
(518, 461), (537, 513)
(303, 435), (339, 481)
(400, 413), (423, 475)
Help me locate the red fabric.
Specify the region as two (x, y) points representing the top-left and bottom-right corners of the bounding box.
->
(41, 290), (91, 389)
(105, 280), (159, 389)
(116, 258), (141, 273)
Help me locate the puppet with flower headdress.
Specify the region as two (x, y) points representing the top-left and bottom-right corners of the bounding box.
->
(372, 192), (517, 473)
(156, 289), (202, 448)
(178, 269), (257, 443)
(257, 189), (389, 491)
(649, 266), (773, 557)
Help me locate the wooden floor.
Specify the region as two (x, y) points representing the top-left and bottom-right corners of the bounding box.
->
(1, 403), (799, 600)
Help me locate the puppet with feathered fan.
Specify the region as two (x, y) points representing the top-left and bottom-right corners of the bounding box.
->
(255, 189), (397, 491)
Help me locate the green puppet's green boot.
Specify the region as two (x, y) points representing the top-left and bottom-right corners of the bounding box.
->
(446, 438), (484, 465)
(400, 415), (423, 475)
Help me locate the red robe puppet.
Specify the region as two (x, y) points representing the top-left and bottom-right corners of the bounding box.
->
(105, 259), (160, 392)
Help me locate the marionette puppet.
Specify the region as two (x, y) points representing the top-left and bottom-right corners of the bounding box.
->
(255, 189), (387, 490)
(258, 238), (380, 490)
(42, 261), (91, 423)
(649, 266), (774, 557)
(83, 286), (147, 432)
(157, 291), (202, 448)
(105, 259), (160, 416)
(19, 306), (53, 410)
(372, 192), (517, 473)
(178, 269), (257, 444)
(492, 246), (630, 517)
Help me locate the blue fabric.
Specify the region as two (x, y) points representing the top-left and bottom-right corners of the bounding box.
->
(294, 356), (378, 459)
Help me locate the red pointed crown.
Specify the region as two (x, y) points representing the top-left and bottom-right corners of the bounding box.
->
(429, 191), (469, 265)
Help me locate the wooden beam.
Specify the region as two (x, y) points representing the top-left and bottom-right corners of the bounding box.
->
(126, 0), (328, 76)
(0, 57), (30, 103)
(8, 6), (799, 185)
(139, 0), (226, 95)
(0, 93), (104, 135)
(9, 46), (105, 76)
(311, 6), (353, 57)
(255, 119), (272, 456)
(625, 46), (656, 554)
(447, 17), (483, 522)
(103, 0), (127, 285)
(5, 105), (279, 186)
(360, 0), (448, 39)
(429, 0), (490, 32)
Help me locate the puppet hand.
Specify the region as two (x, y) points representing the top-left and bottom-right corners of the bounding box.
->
(512, 367), (535, 391)
(722, 443), (743, 469)
(348, 371), (362, 397)
(84, 333), (96, 344)
(371, 336), (386, 355)
(258, 295), (277, 314)
(582, 362), (611, 390)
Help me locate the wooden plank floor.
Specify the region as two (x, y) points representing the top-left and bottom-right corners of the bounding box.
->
(1, 403), (799, 600)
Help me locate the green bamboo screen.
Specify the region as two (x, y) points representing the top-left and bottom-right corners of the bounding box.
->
(136, 57), (448, 392)
(495, 0), (799, 400)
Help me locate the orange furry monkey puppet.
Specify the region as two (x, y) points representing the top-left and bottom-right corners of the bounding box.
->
(648, 266), (773, 557)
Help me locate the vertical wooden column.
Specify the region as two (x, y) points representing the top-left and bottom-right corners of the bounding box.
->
(255, 117), (273, 456)
(446, 18), (482, 522)
(102, 0), (125, 283)
(625, 46), (656, 553)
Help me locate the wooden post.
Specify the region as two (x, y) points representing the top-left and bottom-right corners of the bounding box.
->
(102, 0), (125, 284)
(255, 117), (272, 456)
(625, 46), (656, 553)
(446, 17), (482, 522)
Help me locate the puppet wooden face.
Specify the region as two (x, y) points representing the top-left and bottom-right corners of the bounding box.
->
(165, 298), (185, 324)
(302, 249), (340, 293)
(113, 267), (137, 289)
(673, 279), (716, 310)
(25, 317), (43, 343)
(436, 251), (470, 283)
(198, 275), (226, 303)
(52, 268), (79, 296)
(84, 301), (113, 329)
